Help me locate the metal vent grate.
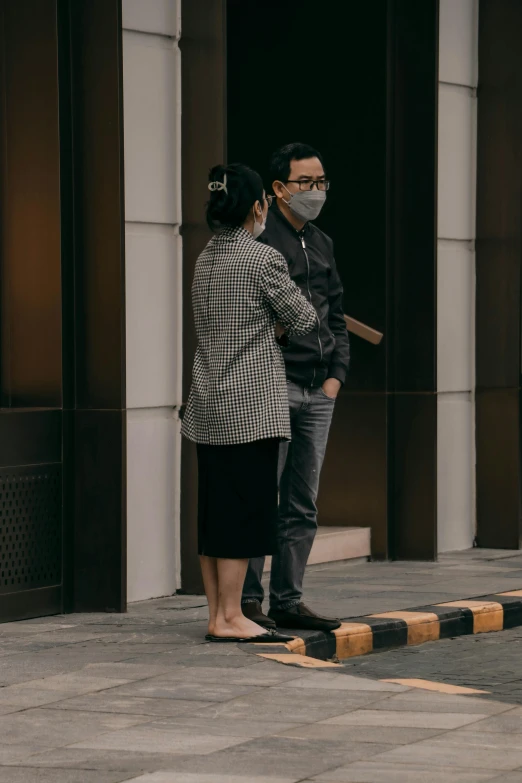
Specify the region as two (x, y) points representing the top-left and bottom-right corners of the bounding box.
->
(0, 466), (62, 594)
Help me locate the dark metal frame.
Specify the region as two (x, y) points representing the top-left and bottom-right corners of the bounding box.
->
(476, 0), (522, 550)
(59, 0), (127, 612)
(386, 0), (439, 559)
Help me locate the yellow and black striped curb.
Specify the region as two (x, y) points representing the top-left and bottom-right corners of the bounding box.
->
(242, 590), (522, 663)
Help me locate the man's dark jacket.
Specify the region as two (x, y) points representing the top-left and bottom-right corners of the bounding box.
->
(260, 205), (350, 388)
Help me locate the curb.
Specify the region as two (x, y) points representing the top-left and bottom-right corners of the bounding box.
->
(242, 590), (522, 664)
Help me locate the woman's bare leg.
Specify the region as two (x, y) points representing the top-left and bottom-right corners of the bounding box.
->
(199, 555), (219, 634)
(213, 558), (266, 638)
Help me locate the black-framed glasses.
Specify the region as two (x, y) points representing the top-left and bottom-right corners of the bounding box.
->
(285, 179), (330, 192)
(265, 194), (274, 207)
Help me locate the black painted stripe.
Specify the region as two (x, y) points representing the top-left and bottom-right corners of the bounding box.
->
(414, 604), (474, 638)
(349, 616), (409, 650)
(485, 594), (522, 629)
(302, 629), (337, 660)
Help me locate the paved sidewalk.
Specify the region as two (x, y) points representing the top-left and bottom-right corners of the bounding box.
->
(0, 549), (522, 781)
(302, 548), (522, 618)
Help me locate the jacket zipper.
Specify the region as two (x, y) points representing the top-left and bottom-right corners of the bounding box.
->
(300, 234), (322, 387)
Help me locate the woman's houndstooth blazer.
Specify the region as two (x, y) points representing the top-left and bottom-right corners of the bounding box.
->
(181, 226), (317, 445)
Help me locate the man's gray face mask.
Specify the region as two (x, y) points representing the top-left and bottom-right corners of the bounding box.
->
(283, 186), (326, 222)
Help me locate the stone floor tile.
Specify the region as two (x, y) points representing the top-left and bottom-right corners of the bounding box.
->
(83, 628), (195, 641)
(162, 643), (261, 659)
(0, 653), (137, 687)
(42, 693), (214, 718)
(96, 644), (191, 657)
(15, 673), (130, 695)
(311, 761), (500, 782)
(0, 658), (88, 687)
(0, 639), (71, 656)
(276, 722), (443, 744)
(155, 662), (305, 686)
(77, 614), (191, 627)
(83, 663), (172, 679)
(122, 649), (263, 668)
(70, 726), (248, 755)
(66, 629), (196, 645)
(361, 694), (512, 716)
(150, 716), (303, 738)
(27, 629), (117, 644)
(0, 685), (74, 707)
(300, 580), (406, 593)
(128, 595), (207, 611)
(376, 742), (522, 770)
(428, 729), (522, 751)
(106, 679), (262, 702)
(186, 686), (385, 724)
(357, 590), (486, 608)
(0, 769), (133, 783)
(0, 705), (28, 716)
(0, 746), (46, 764)
(2, 748), (194, 773)
(0, 622), (77, 636)
(143, 737), (394, 779)
(466, 710), (522, 734)
(124, 773), (299, 783)
(321, 708), (487, 729)
(280, 672), (408, 692)
(0, 708), (152, 748)
(365, 691), (514, 715)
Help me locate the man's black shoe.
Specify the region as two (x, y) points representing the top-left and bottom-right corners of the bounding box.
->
(242, 600), (277, 630)
(268, 602), (342, 632)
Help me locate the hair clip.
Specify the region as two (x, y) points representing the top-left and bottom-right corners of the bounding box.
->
(208, 173), (228, 194)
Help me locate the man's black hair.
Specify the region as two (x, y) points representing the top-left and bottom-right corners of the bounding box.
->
(269, 143), (324, 186)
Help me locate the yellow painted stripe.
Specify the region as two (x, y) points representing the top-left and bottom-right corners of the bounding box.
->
(497, 590), (522, 597)
(369, 611), (440, 645)
(382, 678), (489, 695)
(257, 653), (341, 667)
(437, 600), (503, 633)
(284, 636), (307, 655)
(332, 622), (373, 658)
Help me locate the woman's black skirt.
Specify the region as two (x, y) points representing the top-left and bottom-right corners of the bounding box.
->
(196, 438), (279, 559)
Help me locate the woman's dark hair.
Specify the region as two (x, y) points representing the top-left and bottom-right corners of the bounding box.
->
(269, 142), (324, 185)
(206, 163), (264, 232)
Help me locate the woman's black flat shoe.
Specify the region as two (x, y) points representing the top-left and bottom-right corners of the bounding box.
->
(205, 630), (294, 644)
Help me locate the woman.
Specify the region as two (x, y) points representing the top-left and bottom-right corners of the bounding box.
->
(182, 163), (317, 642)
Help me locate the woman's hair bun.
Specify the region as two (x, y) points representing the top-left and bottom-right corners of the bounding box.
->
(209, 164), (227, 182)
(206, 163), (264, 232)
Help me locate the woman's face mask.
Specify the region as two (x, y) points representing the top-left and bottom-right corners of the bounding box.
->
(252, 202), (266, 239)
(252, 199), (268, 239)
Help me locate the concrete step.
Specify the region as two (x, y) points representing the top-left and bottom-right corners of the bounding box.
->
(263, 526), (371, 571)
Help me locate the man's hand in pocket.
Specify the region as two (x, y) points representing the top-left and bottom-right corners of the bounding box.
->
(322, 378), (341, 399)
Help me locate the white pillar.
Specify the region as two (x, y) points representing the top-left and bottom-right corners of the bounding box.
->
(437, 0), (478, 552)
(122, 0), (182, 600)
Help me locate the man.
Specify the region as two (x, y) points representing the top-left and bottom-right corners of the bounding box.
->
(242, 143), (350, 632)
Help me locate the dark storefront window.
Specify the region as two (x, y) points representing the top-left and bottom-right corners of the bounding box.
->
(0, 0), (126, 624)
(0, 0), (62, 409)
